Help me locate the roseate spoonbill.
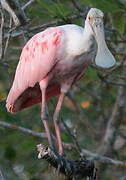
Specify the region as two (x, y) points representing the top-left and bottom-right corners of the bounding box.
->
(6, 8), (116, 155)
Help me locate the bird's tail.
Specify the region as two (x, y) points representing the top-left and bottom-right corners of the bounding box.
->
(6, 83), (60, 113)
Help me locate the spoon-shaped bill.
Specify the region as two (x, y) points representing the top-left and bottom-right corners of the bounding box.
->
(93, 19), (116, 68)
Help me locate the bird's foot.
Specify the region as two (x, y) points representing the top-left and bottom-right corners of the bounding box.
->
(58, 143), (65, 156)
(7, 104), (14, 113)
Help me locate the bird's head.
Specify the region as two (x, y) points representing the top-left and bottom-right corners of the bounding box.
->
(86, 8), (116, 68)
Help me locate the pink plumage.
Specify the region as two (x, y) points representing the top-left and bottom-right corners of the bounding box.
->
(6, 8), (115, 155)
(6, 27), (62, 113)
(6, 23), (95, 155)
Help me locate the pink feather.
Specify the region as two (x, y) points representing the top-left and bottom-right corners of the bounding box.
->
(6, 27), (62, 113)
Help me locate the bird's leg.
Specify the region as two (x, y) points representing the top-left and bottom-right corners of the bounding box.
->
(41, 87), (53, 149)
(53, 92), (65, 155)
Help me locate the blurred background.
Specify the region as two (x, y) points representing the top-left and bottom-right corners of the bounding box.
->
(1, 0), (126, 179)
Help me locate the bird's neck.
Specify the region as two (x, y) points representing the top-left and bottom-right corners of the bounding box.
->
(80, 20), (94, 53)
(83, 20), (94, 39)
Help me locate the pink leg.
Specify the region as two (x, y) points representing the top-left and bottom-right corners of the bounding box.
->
(53, 92), (65, 155)
(41, 88), (53, 148)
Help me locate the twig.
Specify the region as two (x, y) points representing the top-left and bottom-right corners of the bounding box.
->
(96, 53), (126, 81)
(61, 117), (82, 155)
(118, 130), (126, 141)
(0, 61), (9, 67)
(0, 120), (47, 139)
(81, 149), (126, 167)
(71, 0), (84, 12)
(22, 0), (35, 10)
(98, 74), (126, 87)
(0, 120), (126, 167)
(3, 17), (12, 56)
(98, 70), (126, 155)
(0, 6), (4, 60)
(1, 0), (28, 26)
(1, 0), (20, 26)
(4, 11), (87, 38)
(0, 168), (5, 180)
(37, 144), (96, 180)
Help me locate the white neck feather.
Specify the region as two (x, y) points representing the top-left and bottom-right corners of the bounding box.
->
(83, 20), (94, 38)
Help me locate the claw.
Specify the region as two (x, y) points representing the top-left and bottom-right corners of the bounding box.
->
(57, 164), (61, 176)
(53, 167), (57, 175)
(8, 104), (14, 113)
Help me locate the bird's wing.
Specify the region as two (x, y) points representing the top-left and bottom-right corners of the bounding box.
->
(6, 27), (62, 112)
(13, 82), (60, 112)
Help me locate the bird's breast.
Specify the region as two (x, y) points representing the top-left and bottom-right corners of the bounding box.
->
(50, 25), (97, 82)
(53, 51), (94, 82)
(59, 25), (96, 57)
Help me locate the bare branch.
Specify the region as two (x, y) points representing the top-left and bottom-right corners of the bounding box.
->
(98, 74), (126, 87)
(0, 120), (126, 167)
(62, 118), (82, 154)
(3, 17), (12, 56)
(81, 149), (126, 167)
(118, 130), (126, 140)
(0, 6), (4, 60)
(0, 120), (47, 139)
(98, 72), (126, 155)
(71, 0), (84, 12)
(22, 0), (35, 10)
(37, 144), (96, 180)
(0, 168), (5, 180)
(1, 0), (20, 26)
(4, 11), (87, 38)
(1, 0), (28, 26)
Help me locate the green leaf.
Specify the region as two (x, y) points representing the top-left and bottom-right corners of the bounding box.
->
(80, 0), (123, 13)
(112, 11), (125, 33)
(86, 67), (97, 80)
(36, 0), (71, 19)
(4, 145), (16, 161)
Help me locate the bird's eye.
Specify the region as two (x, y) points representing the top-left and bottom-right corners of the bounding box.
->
(88, 16), (91, 20)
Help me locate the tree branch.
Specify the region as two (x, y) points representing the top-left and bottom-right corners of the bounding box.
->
(1, 0), (28, 26)
(0, 120), (47, 139)
(0, 120), (126, 167)
(98, 73), (126, 87)
(98, 71), (126, 155)
(71, 0), (84, 12)
(37, 144), (96, 180)
(0, 6), (4, 60)
(4, 11), (87, 38)
(1, 0), (19, 26)
(22, 0), (35, 10)
(0, 168), (5, 180)
(3, 17), (12, 56)
(81, 149), (126, 167)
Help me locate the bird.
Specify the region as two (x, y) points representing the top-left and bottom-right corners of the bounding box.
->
(6, 8), (116, 155)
